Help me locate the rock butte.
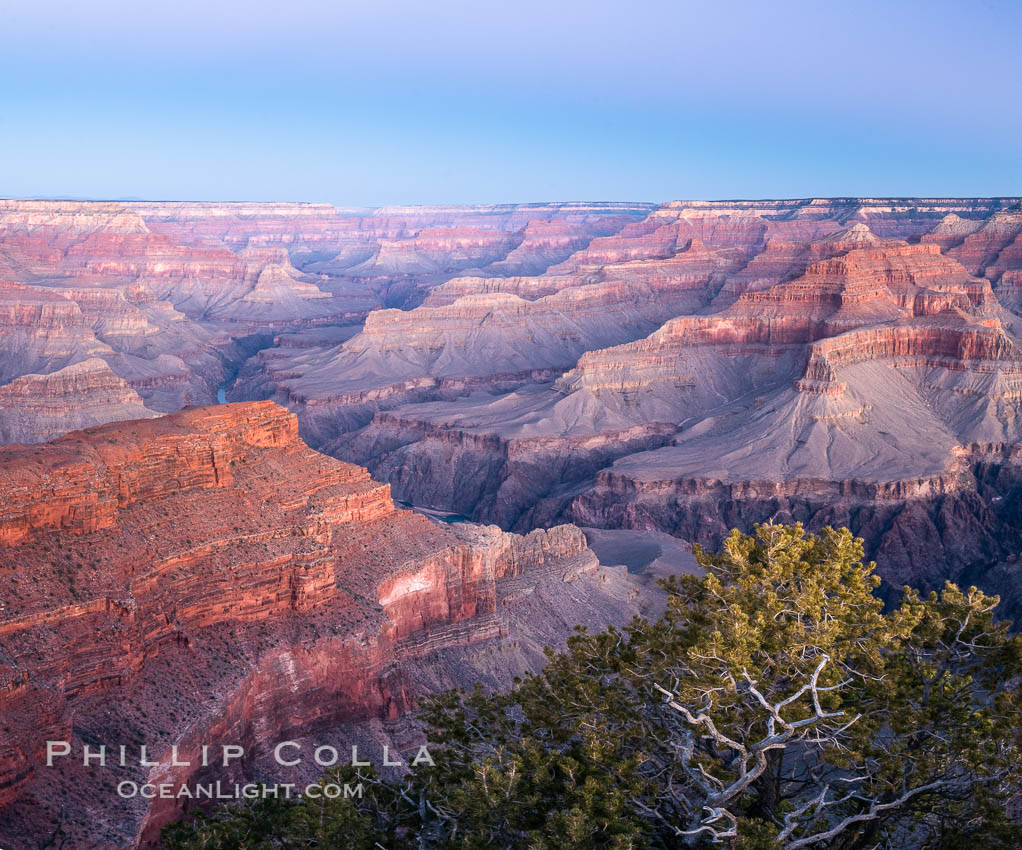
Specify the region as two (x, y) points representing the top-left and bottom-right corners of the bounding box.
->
(0, 401), (673, 848)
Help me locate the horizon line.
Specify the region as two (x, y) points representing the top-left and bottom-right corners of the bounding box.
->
(3, 195), (1022, 207)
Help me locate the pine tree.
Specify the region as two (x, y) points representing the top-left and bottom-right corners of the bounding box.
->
(164, 523), (1022, 850)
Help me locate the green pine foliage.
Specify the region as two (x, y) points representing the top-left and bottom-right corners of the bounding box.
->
(164, 523), (1022, 849)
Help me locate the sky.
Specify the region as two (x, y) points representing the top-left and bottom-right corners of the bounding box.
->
(1, 0), (1020, 205)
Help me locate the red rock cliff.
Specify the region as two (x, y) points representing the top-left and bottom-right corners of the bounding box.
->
(0, 402), (613, 848)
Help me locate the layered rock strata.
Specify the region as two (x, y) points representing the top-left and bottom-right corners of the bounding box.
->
(5, 197), (1022, 606)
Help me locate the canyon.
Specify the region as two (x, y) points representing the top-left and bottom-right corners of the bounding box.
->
(3, 198), (1022, 595)
(3, 197), (1022, 845)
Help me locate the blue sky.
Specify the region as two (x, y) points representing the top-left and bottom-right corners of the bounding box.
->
(1, 0), (1020, 204)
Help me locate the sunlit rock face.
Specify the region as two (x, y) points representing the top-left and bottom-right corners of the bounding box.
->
(0, 401), (664, 847)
